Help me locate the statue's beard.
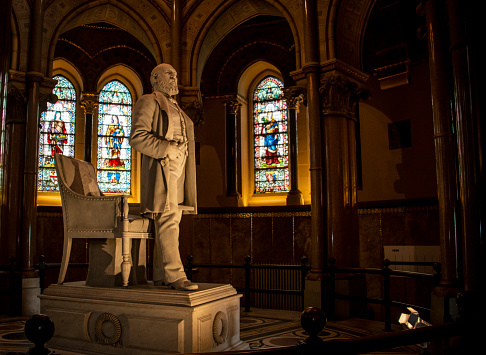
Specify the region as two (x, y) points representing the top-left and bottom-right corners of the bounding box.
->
(157, 80), (179, 96)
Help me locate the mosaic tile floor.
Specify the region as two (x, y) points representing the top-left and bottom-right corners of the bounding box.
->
(0, 310), (420, 354)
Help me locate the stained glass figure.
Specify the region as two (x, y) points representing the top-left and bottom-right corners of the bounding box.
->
(253, 76), (289, 193)
(97, 80), (132, 194)
(38, 75), (76, 191)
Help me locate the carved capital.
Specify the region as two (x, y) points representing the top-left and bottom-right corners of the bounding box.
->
(39, 93), (58, 114)
(319, 75), (370, 120)
(80, 92), (99, 115)
(224, 100), (242, 115)
(181, 100), (205, 126)
(283, 86), (306, 111)
(6, 84), (27, 124)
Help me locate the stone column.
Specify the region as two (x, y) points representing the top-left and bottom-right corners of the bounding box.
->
(1, 82), (26, 265)
(171, 0), (181, 75)
(422, 0), (461, 325)
(224, 99), (242, 206)
(447, 0), (484, 328)
(319, 61), (369, 268)
(303, 0), (325, 279)
(447, 1), (483, 351)
(80, 93), (99, 162)
(283, 86), (305, 205)
(22, 0), (45, 275)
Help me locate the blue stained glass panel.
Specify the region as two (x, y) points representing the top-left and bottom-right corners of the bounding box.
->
(253, 76), (289, 193)
(38, 75), (76, 191)
(97, 81), (132, 194)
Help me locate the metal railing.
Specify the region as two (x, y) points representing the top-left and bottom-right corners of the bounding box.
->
(328, 257), (441, 331)
(186, 255), (311, 312)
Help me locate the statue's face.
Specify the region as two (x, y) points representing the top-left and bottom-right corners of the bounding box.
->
(152, 64), (179, 96)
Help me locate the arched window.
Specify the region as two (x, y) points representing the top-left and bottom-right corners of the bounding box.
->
(253, 76), (289, 193)
(38, 75), (76, 191)
(97, 80), (132, 194)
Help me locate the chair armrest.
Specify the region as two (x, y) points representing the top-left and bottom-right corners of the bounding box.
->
(61, 187), (123, 232)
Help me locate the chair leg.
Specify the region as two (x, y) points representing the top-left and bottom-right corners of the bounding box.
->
(58, 237), (72, 284)
(121, 236), (131, 287)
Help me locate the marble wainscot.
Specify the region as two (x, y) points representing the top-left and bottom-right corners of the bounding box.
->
(39, 282), (248, 354)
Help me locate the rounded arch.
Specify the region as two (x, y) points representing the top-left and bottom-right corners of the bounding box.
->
(44, 1), (166, 77)
(189, 0), (302, 87)
(52, 58), (84, 95)
(238, 61), (283, 101)
(97, 64), (144, 103)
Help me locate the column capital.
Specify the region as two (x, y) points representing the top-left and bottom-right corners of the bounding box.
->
(39, 92), (57, 114)
(283, 86), (306, 111)
(224, 100), (242, 115)
(319, 75), (370, 120)
(180, 86), (204, 126)
(80, 92), (99, 115)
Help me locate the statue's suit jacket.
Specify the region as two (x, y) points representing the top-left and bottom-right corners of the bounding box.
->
(129, 91), (197, 215)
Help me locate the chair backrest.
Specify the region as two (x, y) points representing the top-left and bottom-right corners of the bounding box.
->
(54, 153), (102, 196)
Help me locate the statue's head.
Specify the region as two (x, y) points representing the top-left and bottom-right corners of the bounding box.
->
(151, 63), (179, 96)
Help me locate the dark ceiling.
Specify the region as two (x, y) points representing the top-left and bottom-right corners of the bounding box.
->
(54, 22), (156, 93)
(362, 0), (428, 73)
(200, 15), (296, 96)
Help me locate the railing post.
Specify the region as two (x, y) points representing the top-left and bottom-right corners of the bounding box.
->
(38, 255), (46, 294)
(328, 257), (336, 320)
(244, 255), (251, 312)
(186, 255), (194, 281)
(383, 259), (392, 332)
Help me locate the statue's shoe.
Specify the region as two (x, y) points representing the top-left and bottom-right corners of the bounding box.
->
(168, 279), (198, 291)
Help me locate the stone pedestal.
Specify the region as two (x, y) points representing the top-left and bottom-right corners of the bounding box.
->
(39, 282), (248, 354)
(22, 277), (41, 316)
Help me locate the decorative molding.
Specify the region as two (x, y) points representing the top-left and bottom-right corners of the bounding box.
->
(358, 205), (438, 215)
(195, 211), (311, 219)
(320, 58), (369, 83)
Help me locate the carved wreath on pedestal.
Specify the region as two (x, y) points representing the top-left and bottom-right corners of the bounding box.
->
(94, 312), (122, 347)
(212, 311), (228, 345)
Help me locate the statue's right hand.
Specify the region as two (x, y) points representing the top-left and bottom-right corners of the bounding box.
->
(165, 142), (183, 160)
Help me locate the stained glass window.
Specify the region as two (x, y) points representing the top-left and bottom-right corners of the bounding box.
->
(253, 76), (289, 193)
(97, 80), (132, 194)
(38, 75), (76, 191)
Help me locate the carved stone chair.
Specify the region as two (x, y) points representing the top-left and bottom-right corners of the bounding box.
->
(54, 153), (152, 287)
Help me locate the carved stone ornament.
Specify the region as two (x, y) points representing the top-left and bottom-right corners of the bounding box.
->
(319, 75), (370, 120)
(212, 311), (228, 345)
(283, 86), (306, 111)
(81, 93), (99, 115)
(181, 99), (205, 126)
(224, 100), (242, 115)
(94, 313), (122, 347)
(39, 93), (58, 114)
(6, 84), (27, 124)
